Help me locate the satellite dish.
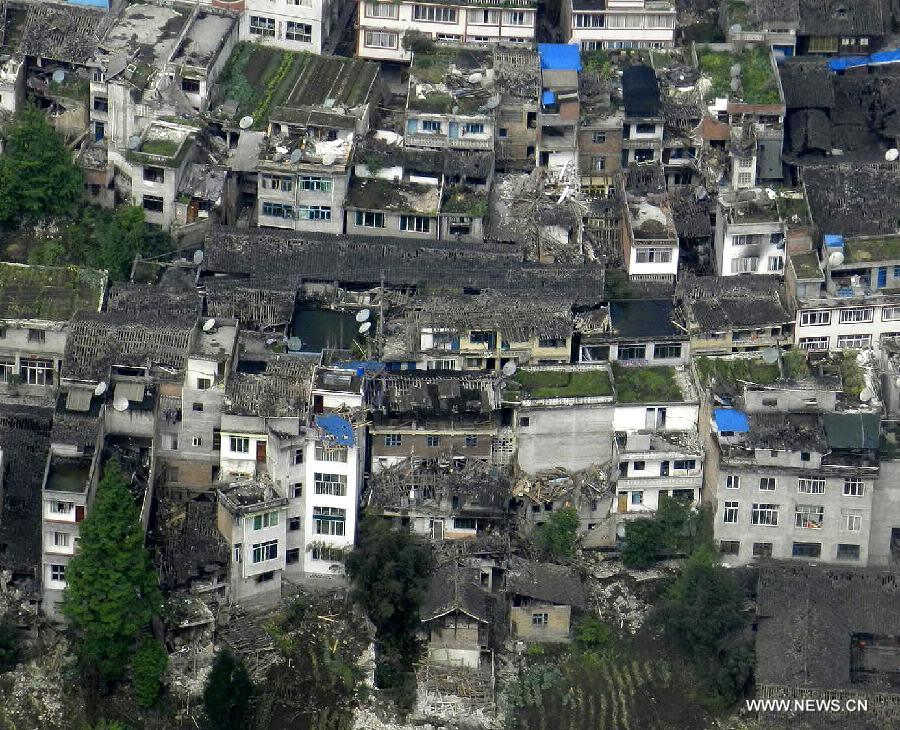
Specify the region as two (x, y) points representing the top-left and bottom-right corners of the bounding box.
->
(828, 250), (845, 267)
(886, 148), (899, 162)
(730, 63), (742, 77)
(287, 337), (303, 351)
(358, 321), (372, 335)
(355, 309), (370, 323)
(289, 149), (302, 164)
(761, 348), (779, 364)
(238, 115), (253, 129)
(502, 361), (517, 376)
(52, 69), (65, 83)
(275, 145), (289, 155)
(193, 249), (204, 265)
(127, 135), (141, 150)
(94, 381), (108, 396)
(202, 318), (216, 332)
(859, 387), (873, 402)
(321, 153), (335, 166)
(113, 396), (130, 412)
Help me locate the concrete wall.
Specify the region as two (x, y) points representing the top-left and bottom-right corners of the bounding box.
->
(613, 403), (698, 432)
(869, 459), (900, 566)
(510, 603), (571, 642)
(516, 404), (614, 474)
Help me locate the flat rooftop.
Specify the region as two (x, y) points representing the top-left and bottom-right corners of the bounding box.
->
(345, 177), (441, 215)
(45, 453), (92, 494)
(612, 364), (686, 403)
(629, 200), (677, 241)
(697, 44), (781, 106)
(128, 122), (194, 166)
(409, 45), (494, 115)
(510, 368), (613, 400)
(0, 263), (106, 321)
(790, 251), (823, 280)
(843, 235), (900, 265)
(100, 1), (190, 83)
(170, 10), (237, 71)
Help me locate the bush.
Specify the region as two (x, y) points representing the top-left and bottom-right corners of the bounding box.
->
(131, 638), (168, 708)
(203, 649), (253, 730)
(0, 618), (19, 671)
(620, 518), (663, 568)
(533, 507), (579, 559)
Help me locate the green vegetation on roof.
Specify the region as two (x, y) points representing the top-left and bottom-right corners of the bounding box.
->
(837, 351), (864, 400)
(726, 0), (750, 27)
(139, 139), (179, 157)
(775, 193), (810, 226)
(697, 45), (780, 105)
(442, 186), (488, 217)
(583, 50), (614, 80)
(612, 365), (682, 403)
(510, 369), (613, 399)
(790, 251), (823, 280)
(411, 48), (454, 85)
(410, 92), (453, 114)
(843, 235), (900, 264)
(0, 263), (105, 320)
(695, 350), (810, 392)
(48, 76), (90, 101)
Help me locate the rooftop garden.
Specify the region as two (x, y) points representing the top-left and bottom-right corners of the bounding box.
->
(442, 186), (488, 217)
(843, 235), (900, 264)
(775, 192), (810, 226)
(695, 350), (810, 392)
(217, 43), (300, 129)
(509, 369), (613, 400)
(697, 45), (780, 105)
(48, 76), (90, 101)
(139, 138), (180, 157)
(790, 251), (823, 280)
(821, 351), (865, 400)
(612, 365), (683, 403)
(0, 262), (105, 320)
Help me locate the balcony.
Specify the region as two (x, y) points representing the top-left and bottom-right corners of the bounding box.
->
(616, 474), (702, 491)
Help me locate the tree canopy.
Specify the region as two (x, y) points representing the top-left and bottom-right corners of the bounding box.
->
(203, 649), (253, 730)
(0, 105), (82, 226)
(533, 507), (580, 559)
(61, 460), (162, 684)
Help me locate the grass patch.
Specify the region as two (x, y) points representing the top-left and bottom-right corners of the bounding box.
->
(612, 365), (682, 403)
(442, 186), (488, 217)
(0, 262), (105, 319)
(843, 235), (900, 264)
(697, 45), (780, 105)
(409, 92), (453, 113)
(696, 350), (810, 393)
(512, 369), (612, 399)
(411, 49), (454, 84)
(139, 139), (179, 157)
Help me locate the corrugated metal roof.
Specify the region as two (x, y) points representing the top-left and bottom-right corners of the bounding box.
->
(822, 412), (880, 450)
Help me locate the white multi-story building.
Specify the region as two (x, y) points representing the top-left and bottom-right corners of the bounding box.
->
(241, 0), (347, 54)
(714, 189), (786, 276)
(356, 1), (537, 62)
(565, 0), (675, 51)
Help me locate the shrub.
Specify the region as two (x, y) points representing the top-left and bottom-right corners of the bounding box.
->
(131, 638), (168, 708)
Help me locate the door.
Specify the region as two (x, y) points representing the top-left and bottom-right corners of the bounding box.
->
(660, 460), (670, 477)
(617, 492), (628, 513)
(256, 440), (267, 463)
(431, 519), (444, 541)
(75, 505), (85, 523)
(94, 121), (104, 141)
(878, 267), (887, 288)
(448, 122), (459, 139)
(313, 394), (324, 414)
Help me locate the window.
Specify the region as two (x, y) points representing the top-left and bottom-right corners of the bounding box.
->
(252, 511), (279, 530)
(286, 548), (300, 565)
(519, 417), (530, 427)
(618, 344), (646, 360)
(291, 483), (303, 499)
(262, 201), (295, 219)
(644, 407), (666, 429)
(635, 247), (672, 263)
(673, 459), (696, 471)
(365, 30), (397, 49)
(837, 543), (860, 560)
(230, 436), (250, 454)
(355, 211), (385, 228)
(498, 127), (508, 138)
(752, 542), (773, 558)
(751, 503), (779, 526)
(294, 448), (304, 465)
(759, 477), (776, 491)
(413, 5), (457, 22)
(843, 478), (865, 497)
(142, 195), (164, 213)
(93, 96), (108, 112)
(426, 435), (440, 447)
(285, 21), (312, 42)
(197, 377), (211, 390)
(463, 123), (484, 135)
(592, 156), (605, 171)
(801, 452), (810, 462)
(299, 205), (331, 221)
(795, 504), (824, 529)
(181, 78), (200, 94)
(287, 516), (301, 532)
(313, 506), (346, 535)
(731, 256), (759, 273)
(300, 176), (332, 192)
(531, 612), (549, 626)
(251, 540), (278, 563)
(454, 517), (477, 530)
(51, 501), (73, 515)
(315, 472), (347, 496)
(249, 15), (276, 37)
(143, 166), (164, 183)
(636, 123), (656, 134)
(770, 450), (779, 458)
(725, 475), (740, 490)
(842, 509), (862, 531)
(367, 2), (399, 18)
(798, 478), (825, 494)
(465, 435), (478, 448)
(574, 13), (606, 28)
(839, 308), (873, 324)
(762, 398), (778, 407)
(836, 334), (871, 349)
(538, 337), (566, 348)
(50, 564), (66, 582)
(723, 501), (739, 523)
(737, 172), (752, 186)
(20, 358), (54, 385)
(799, 336), (829, 351)
(720, 540), (740, 555)
(792, 542), (821, 558)
(768, 256), (784, 272)
(799, 310), (831, 326)
(421, 119), (442, 133)
(592, 131), (607, 144)
(731, 234), (761, 246)
(631, 491), (644, 505)
(0, 357), (12, 382)
(632, 461), (645, 471)
(192, 402), (203, 412)
(192, 436), (202, 447)
(233, 544), (242, 563)
(883, 305), (900, 321)
(399, 215), (431, 233)
(53, 532), (70, 548)
(384, 434), (402, 448)
(262, 175), (293, 192)
(315, 445), (347, 462)
(312, 545), (345, 561)
(653, 343), (682, 360)
(468, 8), (499, 23)
(505, 10), (527, 24)
(256, 571), (274, 583)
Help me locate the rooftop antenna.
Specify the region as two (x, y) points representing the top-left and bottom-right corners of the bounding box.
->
(358, 321), (372, 335)
(112, 396), (130, 412)
(886, 148), (899, 162)
(828, 250), (845, 267)
(238, 115), (253, 129)
(355, 308), (370, 323)
(94, 381), (108, 396)
(202, 318), (216, 332)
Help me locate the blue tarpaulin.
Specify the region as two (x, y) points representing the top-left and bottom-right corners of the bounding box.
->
(65, 0), (110, 7)
(541, 90), (557, 106)
(315, 414), (355, 447)
(713, 408), (750, 433)
(828, 49), (900, 72)
(824, 234), (845, 248)
(335, 360), (384, 377)
(537, 43), (582, 71)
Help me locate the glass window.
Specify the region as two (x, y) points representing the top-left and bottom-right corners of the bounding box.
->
(798, 478), (825, 494)
(631, 491), (644, 505)
(531, 612), (549, 625)
(759, 477), (776, 491)
(364, 31), (398, 49)
(252, 511), (279, 530)
(229, 436), (250, 454)
(836, 543), (860, 560)
(367, 2), (399, 19)
(50, 564), (66, 582)
(752, 542), (772, 558)
(355, 211), (385, 228)
(799, 310), (831, 326)
(618, 344), (646, 360)
(791, 541), (821, 558)
(843, 478), (865, 496)
(298, 205), (331, 221)
(314, 472), (347, 496)
(313, 506), (346, 535)
(836, 334), (871, 349)
(794, 504), (824, 529)
(413, 5), (457, 22)
(720, 540), (740, 555)
(465, 435), (478, 448)
(249, 16), (276, 37)
(723, 501), (738, 523)
(285, 21), (312, 42)
(399, 215), (431, 233)
(842, 509), (862, 531)
(751, 503), (779, 526)
(725, 475), (740, 489)
(384, 434), (402, 447)
(653, 343), (682, 359)
(839, 308), (873, 323)
(251, 540), (278, 563)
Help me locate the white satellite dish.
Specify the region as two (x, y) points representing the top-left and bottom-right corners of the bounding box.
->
(238, 115), (253, 129)
(761, 348), (779, 364)
(52, 68), (65, 83)
(828, 250), (845, 267)
(885, 148), (899, 162)
(355, 309), (370, 323)
(113, 396), (130, 412)
(289, 149), (302, 164)
(94, 381), (108, 396)
(358, 321), (372, 335)
(193, 249), (204, 265)
(127, 135), (141, 150)
(275, 145), (289, 155)
(287, 337), (303, 351)
(502, 360), (517, 376)
(202, 318), (216, 332)
(859, 387), (873, 402)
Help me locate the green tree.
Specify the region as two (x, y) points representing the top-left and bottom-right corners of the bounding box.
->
(203, 649), (253, 730)
(0, 616), (19, 671)
(533, 507), (579, 559)
(61, 460), (162, 684)
(131, 638), (168, 708)
(0, 105), (82, 227)
(620, 517), (663, 568)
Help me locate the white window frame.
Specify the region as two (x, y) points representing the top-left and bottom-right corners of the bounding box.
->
(413, 5), (457, 23)
(299, 176), (332, 192)
(355, 211), (385, 228)
(799, 336), (829, 351)
(723, 501), (739, 523)
(313, 506), (346, 535)
(384, 434), (402, 447)
(229, 436), (250, 454)
(725, 475), (740, 490)
(843, 478), (865, 497)
(53, 531), (70, 547)
(298, 205), (331, 221)
(314, 472), (348, 496)
(842, 509), (862, 531)
(251, 539), (278, 563)
(798, 478), (825, 494)
(21, 358), (54, 386)
(285, 21), (312, 42)
(799, 310), (831, 326)
(367, 2), (399, 19)
(249, 15), (276, 37)
(836, 333), (871, 350)
(759, 477), (776, 492)
(882, 305), (900, 321)
(50, 564), (66, 583)
(794, 504), (825, 529)
(252, 511), (279, 530)
(399, 215), (431, 233)
(635, 247), (672, 263)
(839, 307), (873, 324)
(315, 445), (348, 462)
(364, 30), (398, 49)
(751, 503), (779, 526)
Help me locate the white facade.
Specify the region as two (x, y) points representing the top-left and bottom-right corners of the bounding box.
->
(613, 402), (699, 432)
(567, 0), (675, 51)
(615, 434), (702, 514)
(356, 1), (537, 62)
(715, 216), (785, 276)
(241, 0), (337, 54)
(795, 300), (900, 352)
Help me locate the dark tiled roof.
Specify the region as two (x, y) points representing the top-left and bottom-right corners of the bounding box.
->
(504, 557), (586, 608)
(745, 412), (827, 452)
(622, 65), (661, 118)
(803, 165), (900, 238)
(797, 0), (888, 36)
(422, 562), (495, 623)
(609, 299), (682, 339)
(779, 61), (834, 110)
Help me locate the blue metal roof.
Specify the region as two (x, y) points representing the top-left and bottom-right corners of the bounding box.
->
(315, 414), (356, 447)
(334, 360), (384, 376)
(824, 234), (845, 248)
(65, 0), (110, 7)
(828, 49), (900, 72)
(538, 44), (582, 71)
(713, 408), (750, 433)
(541, 90), (557, 106)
